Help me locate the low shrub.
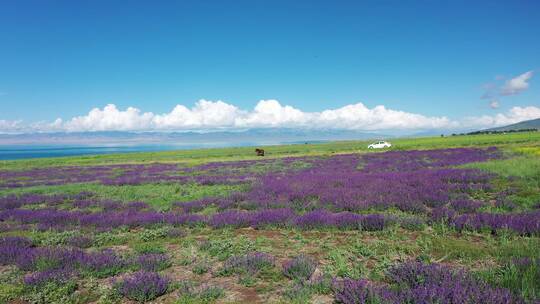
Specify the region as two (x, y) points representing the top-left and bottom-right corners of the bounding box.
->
(135, 253), (171, 272)
(399, 217), (426, 231)
(283, 255), (317, 281)
(67, 235), (93, 248)
(133, 242), (166, 254)
(192, 260), (211, 275)
(176, 281), (224, 304)
(220, 252), (274, 276)
(139, 227), (170, 242)
(27, 283), (78, 304)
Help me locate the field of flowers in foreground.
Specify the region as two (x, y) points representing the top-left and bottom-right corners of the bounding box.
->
(0, 146), (539, 303)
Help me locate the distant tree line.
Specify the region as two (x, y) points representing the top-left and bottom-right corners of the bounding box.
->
(451, 128), (539, 136)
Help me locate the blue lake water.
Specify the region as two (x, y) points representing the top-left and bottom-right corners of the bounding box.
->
(0, 143), (261, 161)
(0, 140), (329, 161)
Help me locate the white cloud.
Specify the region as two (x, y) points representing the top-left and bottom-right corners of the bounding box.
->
(501, 71), (533, 96)
(480, 71), (534, 109)
(489, 100), (500, 109)
(2, 100), (539, 133)
(30, 118), (65, 132)
(0, 120), (24, 132)
(153, 100), (242, 129)
(236, 100), (311, 128)
(317, 103), (454, 130)
(463, 106), (540, 129)
(63, 104), (154, 132)
(52, 100), (457, 131)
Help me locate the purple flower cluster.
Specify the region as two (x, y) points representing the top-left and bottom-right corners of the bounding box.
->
(0, 237), (126, 279)
(386, 262), (522, 304)
(0, 236), (33, 265)
(333, 278), (392, 304)
(0, 208), (205, 231)
(209, 209), (393, 231)
(2, 200), (538, 236)
(432, 208), (540, 236)
(23, 268), (73, 287)
(294, 210), (390, 231)
(0, 156), (311, 189)
(361, 147), (501, 172)
(1, 205), (396, 231)
(80, 249), (126, 277)
(116, 271), (169, 302)
(0, 238), (177, 303)
(0, 193), (70, 210)
(0, 163), (180, 188)
(15, 246), (85, 271)
(333, 262), (524, 304)
(247, 162), (492, 213)
(1, 237), (180, 290)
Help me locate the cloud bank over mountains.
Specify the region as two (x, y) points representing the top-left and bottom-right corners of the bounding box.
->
(1, 100), (539, 133)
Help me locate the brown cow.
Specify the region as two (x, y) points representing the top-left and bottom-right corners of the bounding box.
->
(255, 148), (265, 156)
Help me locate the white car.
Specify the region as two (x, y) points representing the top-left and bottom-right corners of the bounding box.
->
(368, 141), (392, 149)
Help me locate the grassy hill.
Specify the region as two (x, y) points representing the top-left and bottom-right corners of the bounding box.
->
(485, 118), (540, 132)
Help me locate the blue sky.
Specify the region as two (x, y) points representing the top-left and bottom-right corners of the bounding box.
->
(0, 0), (539, 132)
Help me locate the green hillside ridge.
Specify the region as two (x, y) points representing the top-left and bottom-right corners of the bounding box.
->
(485, 118), (540, 132)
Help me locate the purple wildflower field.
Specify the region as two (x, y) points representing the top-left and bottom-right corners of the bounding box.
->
(1, 147), (538, 235)
(0, 146), (539, 303)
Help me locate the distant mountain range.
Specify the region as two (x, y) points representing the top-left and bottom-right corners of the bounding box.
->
(0, 129), (389, 146)
(5, 121), (536, 146)
(483, 118), (540, 132)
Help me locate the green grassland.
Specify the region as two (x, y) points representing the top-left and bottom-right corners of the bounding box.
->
(0, 131), (539, 303)
(2, 131), (539, 170)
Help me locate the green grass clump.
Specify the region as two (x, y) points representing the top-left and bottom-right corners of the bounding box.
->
(466, 155), (540, 181)
(281, 275), (333, 304)
(32, 230), (81, 246)
(192, 260), (211, 275)
(198, 233), (255, 261)
(494, 259), (539, 301)
(0, 271), (24, 303)
(132, 242), (167, 254)
(324, 248), (365, 279)
(430, 236), (495, 261)
(0, 183), (243, 210)
(464, 152), (540, 210)
(139, 227), (171, 242)
(93, 231), (129, 247)
(23, 281), (78, 304)
(175, 282), (225, 304)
